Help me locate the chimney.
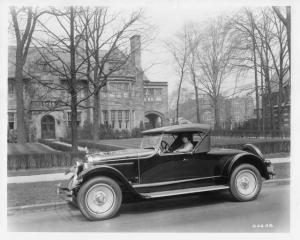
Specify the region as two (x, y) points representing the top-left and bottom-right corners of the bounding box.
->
(130, 35), (141, 69)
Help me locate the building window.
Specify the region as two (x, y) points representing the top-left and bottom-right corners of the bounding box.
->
(8, 81), (15, 96)
(8, 112), (16, 130)
(67, 112), (81, 126)
(103, 110), (108, 126)
(109, 83), (130, 98)
(144, 88), (163, 102)
(125, 110), (130, 129)
(111, 110), (115, 128)
(118, 110), (123, 128)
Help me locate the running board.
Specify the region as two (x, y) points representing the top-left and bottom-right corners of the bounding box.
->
(141, 185), (229, 199)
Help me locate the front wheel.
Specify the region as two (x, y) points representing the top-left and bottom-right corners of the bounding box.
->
(77, 176), (122, 221)
(229, 164), (262, 201)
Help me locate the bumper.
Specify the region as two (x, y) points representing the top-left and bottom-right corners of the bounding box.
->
(265, 160), (276, 179)
(56, 182), (73, 201)
(56, 172), (81, 202)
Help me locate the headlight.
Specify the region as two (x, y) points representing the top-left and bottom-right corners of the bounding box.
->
(85, 155), (93, 163)
(83, 162), (92, 170)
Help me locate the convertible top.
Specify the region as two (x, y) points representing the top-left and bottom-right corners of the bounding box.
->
(142, 123), (211, 135)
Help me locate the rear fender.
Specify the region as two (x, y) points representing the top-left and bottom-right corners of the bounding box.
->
(77, 165), (142, 198)
(222, 152), (270, 180)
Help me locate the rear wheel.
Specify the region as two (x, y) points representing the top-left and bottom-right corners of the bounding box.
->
(229, 164), (262, 201)
(77, 176), (122, 221)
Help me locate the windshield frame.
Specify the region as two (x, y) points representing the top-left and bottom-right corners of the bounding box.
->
(140, 133), (163, 151)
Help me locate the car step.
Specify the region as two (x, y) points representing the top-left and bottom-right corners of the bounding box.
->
(141, 185), (229, 199)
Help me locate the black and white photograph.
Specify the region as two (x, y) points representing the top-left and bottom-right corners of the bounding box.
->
(1, 0), (299, 237)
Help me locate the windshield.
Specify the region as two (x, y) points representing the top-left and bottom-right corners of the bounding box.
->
(140, 134), (162, 149)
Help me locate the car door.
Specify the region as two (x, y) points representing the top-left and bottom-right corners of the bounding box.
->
(139, 151), (194, 184)
(179, 152), (222, 179)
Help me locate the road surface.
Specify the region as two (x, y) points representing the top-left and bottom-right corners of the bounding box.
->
(7, 184), (289, 232)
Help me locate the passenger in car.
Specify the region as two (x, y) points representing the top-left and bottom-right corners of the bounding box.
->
(174, 134), (193, 153)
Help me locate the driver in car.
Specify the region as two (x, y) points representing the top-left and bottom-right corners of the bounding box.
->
(174, 134), (193, 153)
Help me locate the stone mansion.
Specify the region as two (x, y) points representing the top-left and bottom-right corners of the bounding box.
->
(8, 35), (168, 140)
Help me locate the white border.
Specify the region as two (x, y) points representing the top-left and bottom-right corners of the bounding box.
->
(1, 0), (298, 240)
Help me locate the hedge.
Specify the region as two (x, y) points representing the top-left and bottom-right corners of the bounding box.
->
(8, 151), (86, 170)
(8, 139), (290, 170)
(61, 139), (125, 152)
(214, 140), (290, 154)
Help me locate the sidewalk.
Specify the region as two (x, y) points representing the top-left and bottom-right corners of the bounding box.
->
(7, 157), (290, 184)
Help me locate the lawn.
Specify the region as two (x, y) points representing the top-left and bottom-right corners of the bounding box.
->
(7, 143), (59, 155)
(7, 180), (67, 207)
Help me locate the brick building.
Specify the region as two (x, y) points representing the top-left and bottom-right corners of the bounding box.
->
(8, 35), (168, 140)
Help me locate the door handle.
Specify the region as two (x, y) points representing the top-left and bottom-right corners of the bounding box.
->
(182, 158), (189, 162)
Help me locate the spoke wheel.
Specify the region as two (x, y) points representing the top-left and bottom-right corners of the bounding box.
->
(229, 164), (262, 201)
(77, 177), (122, 221)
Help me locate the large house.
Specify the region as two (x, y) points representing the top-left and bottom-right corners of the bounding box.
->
(8, 35), (168, 141)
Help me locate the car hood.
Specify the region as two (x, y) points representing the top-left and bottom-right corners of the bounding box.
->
(86, 148), (156, 163)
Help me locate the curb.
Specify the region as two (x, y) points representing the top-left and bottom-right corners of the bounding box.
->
(7, 178), (290, 215)
(7, 202), (68, 216)
(263, 178), (290, 186)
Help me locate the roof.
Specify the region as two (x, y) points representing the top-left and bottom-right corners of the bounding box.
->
(7, 45), (137, 79)
(142, 123), (211, 135)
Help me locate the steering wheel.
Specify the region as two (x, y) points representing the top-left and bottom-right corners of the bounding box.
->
(160, 140), (170, 153)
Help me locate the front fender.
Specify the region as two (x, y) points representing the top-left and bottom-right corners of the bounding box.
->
(77, 165), (142, 198)
(222, 152), (270, 180)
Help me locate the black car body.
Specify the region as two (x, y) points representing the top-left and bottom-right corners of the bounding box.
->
(57, 123), (275, 221)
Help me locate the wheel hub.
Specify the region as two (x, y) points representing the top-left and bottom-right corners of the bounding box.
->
(239, 177), (250, 189)
(94, 192), (107, 205)
(235, 170), (258, 196)
(85, 183), (116, 215)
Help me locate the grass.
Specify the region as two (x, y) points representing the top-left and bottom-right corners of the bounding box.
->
(7, 143), (58, 155)
(7, 162), (289, 208)
(7, 180), (67, 208)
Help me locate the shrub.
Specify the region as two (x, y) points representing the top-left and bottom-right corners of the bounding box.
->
(131, 127), (143, 138)
(7, 129), (17, 143)
(78, 121), (93, 139)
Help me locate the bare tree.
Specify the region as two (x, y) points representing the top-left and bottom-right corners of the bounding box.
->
(166, 25), (190, 124)
(78, 7), (144, 141)
(186, 24), (201, 123)
(272, 6), (291, 71)
(230, 9), (263, 131)
(32, 7), (94, 151)
(195, 17), (239, 129)
(10, 7), (44, 143)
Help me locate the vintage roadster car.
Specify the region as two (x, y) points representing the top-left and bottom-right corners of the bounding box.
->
(57, 123), (275, 221)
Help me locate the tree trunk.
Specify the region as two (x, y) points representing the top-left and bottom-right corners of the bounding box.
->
(252, 40), (260, 131)
(15, 54), (27, 143)
(176, 70), (184, 124)
(86, 82), (91, 123)
(260, 65), (265, 135)
(192, 72), (200, 123)
(213, 97), (220, 130)
(93, 90), (100, 141)
(70, 7), (78, 152)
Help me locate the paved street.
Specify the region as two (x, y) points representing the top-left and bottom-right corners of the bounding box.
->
(7, 184), (289, 232)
